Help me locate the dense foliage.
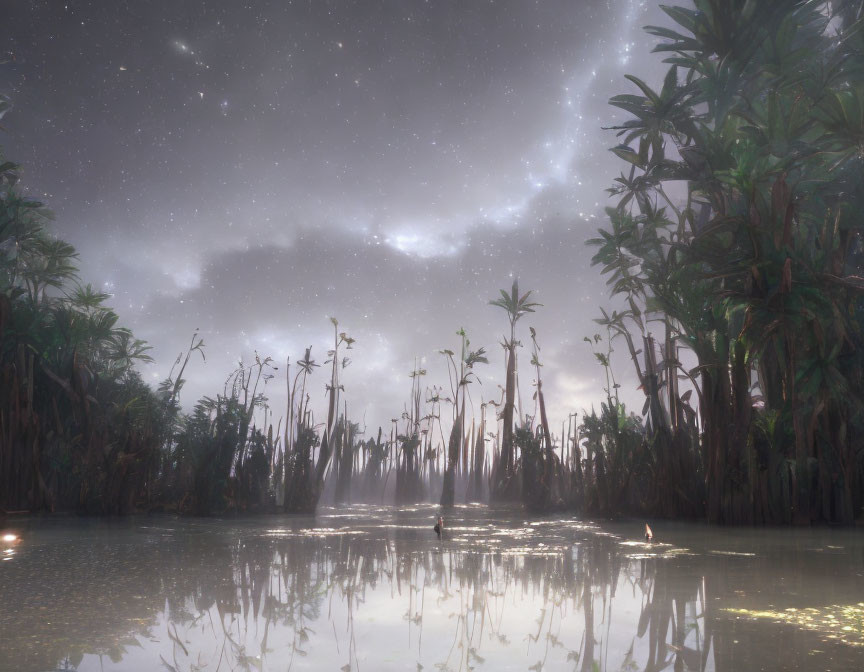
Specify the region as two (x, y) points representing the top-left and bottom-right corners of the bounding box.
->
(3, 1), (863, 523)
(587, 0), (864, 523)
(0, 148), (166, 513)
(0, 169), (573, 516)
(0, 116), (283, 513)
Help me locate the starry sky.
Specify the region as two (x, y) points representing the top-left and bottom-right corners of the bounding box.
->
(1, 0), (672, 435)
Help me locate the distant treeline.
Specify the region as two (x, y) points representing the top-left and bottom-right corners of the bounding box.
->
(3, 1), (864, 523)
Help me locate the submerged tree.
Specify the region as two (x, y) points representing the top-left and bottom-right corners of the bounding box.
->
(395, 361), (426, 503)
(284, 320), (354, 513)
(489, 279), (540, 500)
(282, 346), (318, 509)
(439, 328), (487, 506)
(520, 326), (567, 511)
(318, 320), (353, 495)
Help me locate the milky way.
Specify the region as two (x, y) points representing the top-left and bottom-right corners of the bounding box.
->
(1, 1), (672, 433)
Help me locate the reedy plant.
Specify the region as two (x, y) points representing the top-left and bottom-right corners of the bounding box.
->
(439, 328), (487, 506)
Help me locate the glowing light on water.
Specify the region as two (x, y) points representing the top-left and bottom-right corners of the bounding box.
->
(724, 603), (864, 647)
(2, 534), (17, 543)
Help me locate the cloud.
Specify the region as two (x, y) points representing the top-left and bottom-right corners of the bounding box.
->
(3, 0), (675, 439)
(126, 209), (644, 434)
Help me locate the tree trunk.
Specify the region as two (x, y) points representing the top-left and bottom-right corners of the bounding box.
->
(440, 410), (463, 507)
(494, 342), (517, 498)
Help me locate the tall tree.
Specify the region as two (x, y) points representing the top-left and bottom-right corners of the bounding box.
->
(439, 329), (487, 506)
(591, 0), (864, 523)
(489, 279), (540, 499)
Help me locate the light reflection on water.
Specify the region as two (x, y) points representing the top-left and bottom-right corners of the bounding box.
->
(0, 505), (862, 671)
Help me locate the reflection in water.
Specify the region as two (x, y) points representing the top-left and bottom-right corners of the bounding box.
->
(0, 507), (862, 672)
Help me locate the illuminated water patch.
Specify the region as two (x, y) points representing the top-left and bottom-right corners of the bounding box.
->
(724, 604), (864, 647)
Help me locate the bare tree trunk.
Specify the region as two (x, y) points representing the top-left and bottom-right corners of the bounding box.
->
(494, 341), (517, 498)
(440, 410), (463, 507)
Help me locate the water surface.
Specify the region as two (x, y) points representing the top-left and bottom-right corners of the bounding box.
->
(1, 505), (862, 671)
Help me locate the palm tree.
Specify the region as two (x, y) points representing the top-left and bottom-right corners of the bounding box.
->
(589, 0), (864, 524)
(489, 279), (540, 499)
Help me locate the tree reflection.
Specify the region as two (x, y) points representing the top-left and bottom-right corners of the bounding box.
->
(0, 514), (860, 671)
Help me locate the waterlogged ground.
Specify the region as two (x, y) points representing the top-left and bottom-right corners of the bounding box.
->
(1, 506), (863, 672)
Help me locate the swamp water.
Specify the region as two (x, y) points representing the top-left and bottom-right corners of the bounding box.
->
(0, 505), (862, 671)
